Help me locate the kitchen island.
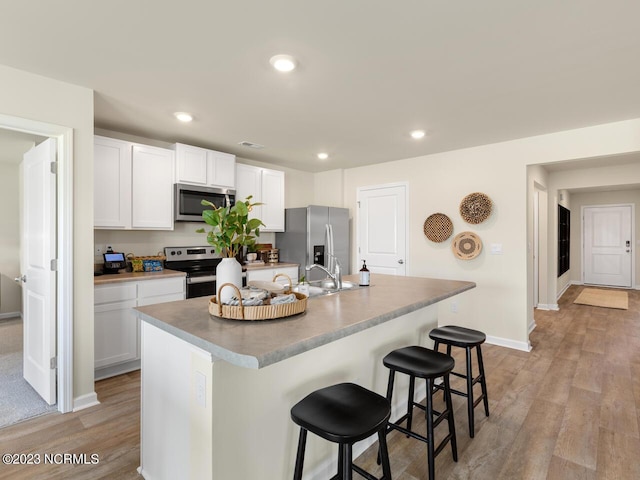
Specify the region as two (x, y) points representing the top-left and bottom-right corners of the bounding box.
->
(135, 274), (475, 480)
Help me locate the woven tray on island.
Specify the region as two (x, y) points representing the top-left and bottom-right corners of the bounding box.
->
(209, 274), (307, 321)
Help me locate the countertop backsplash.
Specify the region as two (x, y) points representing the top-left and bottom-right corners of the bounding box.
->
(94, 224), (277, 263)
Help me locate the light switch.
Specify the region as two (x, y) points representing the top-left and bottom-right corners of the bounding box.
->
(490, 243), (503, 255)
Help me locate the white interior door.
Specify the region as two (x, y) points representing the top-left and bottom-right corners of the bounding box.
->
(357, 184), (407, 275)
(21, 138), (57, 405)
(583, 205), (632, 288)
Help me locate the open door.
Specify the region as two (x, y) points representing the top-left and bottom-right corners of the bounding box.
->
(19, 138), (57, 405)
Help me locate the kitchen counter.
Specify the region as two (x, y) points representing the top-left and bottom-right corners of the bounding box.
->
(93, 268), (186, 285)
(135, 274), (474, 369)
(136, 274), (475, 480)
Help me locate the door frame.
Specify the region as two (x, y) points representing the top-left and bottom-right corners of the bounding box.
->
(581, 203), (635, 289)
(0, 113), (74, 414)
(356, 181), (409, 274)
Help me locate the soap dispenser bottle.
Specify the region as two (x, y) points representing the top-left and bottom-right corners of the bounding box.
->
(359, 260), (370, 286)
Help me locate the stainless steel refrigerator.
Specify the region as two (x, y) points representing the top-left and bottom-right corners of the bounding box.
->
(276, 206), (350, 282)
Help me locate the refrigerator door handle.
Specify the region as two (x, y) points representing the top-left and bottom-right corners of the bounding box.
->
(326, 223), (334, 272)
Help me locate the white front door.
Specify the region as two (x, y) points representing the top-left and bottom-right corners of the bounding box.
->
(357, 183), (407, 275)
(583, 205), (633, 288)
(21, 138), (57, 405)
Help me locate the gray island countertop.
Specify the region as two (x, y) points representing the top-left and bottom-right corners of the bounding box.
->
(135, 274), (475, 369)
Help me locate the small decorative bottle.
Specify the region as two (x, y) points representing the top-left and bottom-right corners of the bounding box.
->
(359, 260), (370, 287)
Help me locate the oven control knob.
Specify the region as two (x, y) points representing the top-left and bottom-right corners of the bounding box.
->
(177, 250), (182, 255)
(170, 251), (176, 256)
(210, 249), (215, 254)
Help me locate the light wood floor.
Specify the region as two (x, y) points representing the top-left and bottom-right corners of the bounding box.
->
(1, 285), (638, 479)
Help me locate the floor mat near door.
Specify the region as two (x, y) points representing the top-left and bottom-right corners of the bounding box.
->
(573, 287), (629, 310)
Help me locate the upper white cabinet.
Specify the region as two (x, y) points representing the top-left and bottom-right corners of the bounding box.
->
(94, 136), (132, 228)
(173, 143), (236, 189)
(94, 136), (175, 230)
(131, 145), (175, 229)
(236, 164), (285, 232)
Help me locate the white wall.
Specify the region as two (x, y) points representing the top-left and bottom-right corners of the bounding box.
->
(324, 118), (640, 349)
(0, 162), (22, 315)
(0, 64), (95, 402)
(568, 189), (640, 288)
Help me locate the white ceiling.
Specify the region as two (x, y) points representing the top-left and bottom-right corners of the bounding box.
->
(1, 1), (639, 172)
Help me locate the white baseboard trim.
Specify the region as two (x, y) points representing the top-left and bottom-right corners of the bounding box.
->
(486, 335), (531, 352)
(536, 304), (559, 311)
(556, 282), (572, 300)
(0, 312), (21, 320)
(528, 321), (537, 334)
(72, 392), (100, 412)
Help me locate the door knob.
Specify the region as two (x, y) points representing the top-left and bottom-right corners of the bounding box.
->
(398, 259), (404, 264)
(14, 275), (26, 284)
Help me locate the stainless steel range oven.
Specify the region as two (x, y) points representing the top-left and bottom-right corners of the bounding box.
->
(164, 246), (246, 299)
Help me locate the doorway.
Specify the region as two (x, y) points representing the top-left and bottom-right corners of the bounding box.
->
(583, 204), (634, 288)
(0, 113), (74, 415)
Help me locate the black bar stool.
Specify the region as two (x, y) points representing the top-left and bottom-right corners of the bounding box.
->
(291, 382), (392, 480)
(382, 346), (457, 480)
(429, 325), (489, 438)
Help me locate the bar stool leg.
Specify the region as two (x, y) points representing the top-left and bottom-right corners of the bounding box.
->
(406, 374), (415, 435)
(443, 374), (458, 462)
(293, 428), (307, 480)
(465, 346), (475, 438)
(343, 443), (353, 480)
(336, 444), (345, 478)
(377, 429), (392, 479)
(425, 378), (435, 480)
(477, 345), (490, 416)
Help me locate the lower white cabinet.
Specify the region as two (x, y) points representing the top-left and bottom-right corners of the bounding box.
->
(246, 266), (299, 285)
(94, 277), (185, 379)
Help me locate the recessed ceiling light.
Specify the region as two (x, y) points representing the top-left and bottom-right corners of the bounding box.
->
(270, 54), (297, 72)
(410, 130), (426, 139)
(174, 112), (193, 122)
(317, 153), (329, 160)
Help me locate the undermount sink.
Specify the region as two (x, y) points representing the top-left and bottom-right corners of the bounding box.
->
(291, 279), (363, 298)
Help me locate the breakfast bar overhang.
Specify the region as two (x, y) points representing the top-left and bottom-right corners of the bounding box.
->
(135, 274), (475, 480)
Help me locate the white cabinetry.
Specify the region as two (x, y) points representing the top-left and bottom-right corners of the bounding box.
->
(94, 136), (132, 228)
(94, 276), (185, 379)
(132, 145), (175, 229)
(246, 265), (299, 285)
(94, 136), (175, 230)
(236, 164), (285, 232)
(174, 143), (236, 188)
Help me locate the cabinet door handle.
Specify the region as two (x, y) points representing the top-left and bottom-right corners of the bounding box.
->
(398, 259), (404, 264)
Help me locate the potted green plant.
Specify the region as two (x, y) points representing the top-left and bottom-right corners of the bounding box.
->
(197, 196), (264, 303)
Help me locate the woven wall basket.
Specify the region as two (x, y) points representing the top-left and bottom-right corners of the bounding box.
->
(423, 213), (453, 243)
(460, 192), (492, 224)
(451, 231), (482, 260)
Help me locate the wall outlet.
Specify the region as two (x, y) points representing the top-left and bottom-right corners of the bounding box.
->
(95, 245), (104, 256)
(450, 301), (458, 313)
(195, 371), (206, 407)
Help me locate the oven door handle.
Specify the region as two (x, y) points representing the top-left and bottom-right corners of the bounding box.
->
(187, 275), (217, 284)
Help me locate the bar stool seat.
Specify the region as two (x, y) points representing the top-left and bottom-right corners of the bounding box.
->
(383, 346), (457, 480)
(291, 382), (392, 480)
(429, 325), (489, 438)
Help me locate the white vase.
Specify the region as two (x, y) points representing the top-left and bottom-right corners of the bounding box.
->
(216, 257), (243, 304)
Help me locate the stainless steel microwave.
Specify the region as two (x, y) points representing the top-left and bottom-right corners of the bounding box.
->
(174, 183), (236, 222)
